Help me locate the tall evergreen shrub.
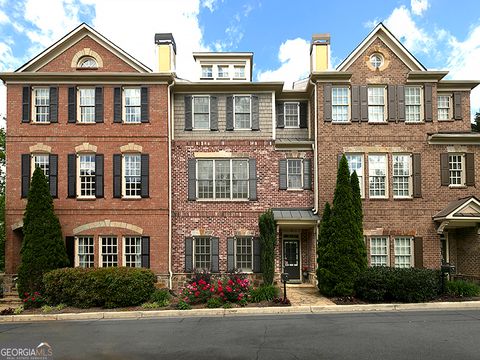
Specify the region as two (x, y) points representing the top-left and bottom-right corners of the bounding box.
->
(259, 209), (276, 285)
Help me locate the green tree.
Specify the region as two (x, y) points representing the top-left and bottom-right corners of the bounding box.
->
(259, 209), (276, 285)
(17, 167), (68, 297)
(317, 155), (367, 296)
(472, 112), (480, 132)
(317, 202), (334, 293)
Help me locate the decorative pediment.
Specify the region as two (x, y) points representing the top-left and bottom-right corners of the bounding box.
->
(454, 202), (480, 218)
(434, 196), (480, 221)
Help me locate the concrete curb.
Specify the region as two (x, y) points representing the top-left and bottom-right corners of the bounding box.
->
(1, 301), (479, 322)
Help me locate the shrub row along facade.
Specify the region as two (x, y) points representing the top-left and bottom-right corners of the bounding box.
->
(2, 23), (480, 288)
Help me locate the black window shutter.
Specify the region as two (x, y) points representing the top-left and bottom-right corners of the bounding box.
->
(303, 159), (312, 190)
(227, 237), (235, 272)
(424, 84), (433, 122)
(141, 87), (149, 123)
(95, 87), (104, 123)
(466, 153), (475, 186)
(279, 159), (287, 190)
(22, 86), (31, 123)
(210, 96), (218, 131)
(185, 237), (193, 272)
(414, 237), (423, 268)
(276, 102), (284, 128)
(323, 84), (332, 122)
(113, 154), (122, 198)
(440, 153), (449, 186)
(184, 95), (192, 131)
(113, 87), (122, 123)
(68, 87), (76, 123)
(253, 237), (261, 273)
(49, 154), (58, 198)
(388, 85), (396, 122)
(141, 154), (149, 198)
(397, 85), (405, 121)
(67, 154), (76, 198)
(413, 154), (421, 198)
(249, 159), (257, 201)
(188, 158), (196, 201)
(21, 154), (30, 198)
(95, 154), (104, 198)
(453, 92), (462, 120)
(141, 236), (150, 268)
(211, 237), (219, 273)
(360, 86), (368, 122)
(49, 87), (58, 123)
(226, 96), (234, 130)
(65, 236), (75, 267)
(251, 95), (260, 130)
(299, 102), (308, 128)
(351, 85), (360, 122)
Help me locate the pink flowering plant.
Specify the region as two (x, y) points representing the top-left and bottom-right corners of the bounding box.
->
(22, 292), (46, 309)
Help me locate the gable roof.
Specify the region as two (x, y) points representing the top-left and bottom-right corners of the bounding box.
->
(433, 196), (480, 221)
(16, 23), (152, 73)
(336, 22), (426, 72)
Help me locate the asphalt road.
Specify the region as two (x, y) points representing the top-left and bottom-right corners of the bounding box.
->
(1, 310), (480, 359)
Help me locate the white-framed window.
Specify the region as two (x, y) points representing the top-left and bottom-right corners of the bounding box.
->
(78, 154), (96, 198)
(32, 87), (50, 123)
(287, 159), (302, 189)
(368, 86), (386, 122)
(78, 88), (95, 123)
(284, 102), (300, 128)
(438, 94), (452, 121)
(78, 57), (97, 68)
(124, 88), (141, 123)
(234, 95), (251, 129)
(124, 236), (142, 267)
(394, 237), (413, 268)
(368, 154), (387, 198)
(392, 154), (412, 198)
(370, 53), (384, 69)
(100, 236), (118, 267)
(194, 237), (211, 270)
(332, 87), (350, 123)
(192, 96), (210, 129)
(235, 237), (253, 272)
(405, 86), (422, 122)
(217, 65), (229, 79)
(76, 236), (94, 268)
(370, 237), (389, 266)
(448, 154), (465, 186)
(197, 159), (249, 200)
(31, 154), (49, 178)
(234, 65), (245, 79)
(201, 65), (213, 79)
(346, 154), (364, 197)
(123, 154), (141, 198)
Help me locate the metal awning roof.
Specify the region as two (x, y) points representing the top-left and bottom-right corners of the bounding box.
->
(433, 196), (480, 234)
(272, 208), (319, 223)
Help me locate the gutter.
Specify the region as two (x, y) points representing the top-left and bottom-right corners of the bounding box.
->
(309, 78), (318, 215)
(167, 79), (175, 289)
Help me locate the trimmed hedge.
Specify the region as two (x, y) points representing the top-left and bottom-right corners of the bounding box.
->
(355, 267), (441, 303)
(446, 280), (480, 297)
(43, 267), (156, 308)
(249, 284), (278, 303)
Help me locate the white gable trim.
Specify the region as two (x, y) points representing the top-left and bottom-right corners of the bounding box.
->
(448, 198), (480, 220)
(16, 23), (152, 73)
(336, 23), (426, 72)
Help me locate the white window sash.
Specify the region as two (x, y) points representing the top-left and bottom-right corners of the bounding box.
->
(31, 87), (50, 123)
(122, 153), (142, 198)
(367, 86), (387, 123)
(392, 154), (413, 198)
(284, 102), (300, 128)
(76, 153), (96, 199)
(122, 87), (141, 124)
(437, 94), (452, 121)
(448, 153), (466, 187)
(370, 237), (390, 267)
(394, 237), (414, 268)
(233, 95), (252, 130)
(234, 237), (253, 273)
(99, 236), (118, 268)
(346, 153), (365, 198)
(286, 159), (303, 190)
(77, 87), (96, 124)
(368, 154), (388, 199)
(192, 95), (211, 130)
(405, 86), (423, 123)
(331, 87), (350, 123)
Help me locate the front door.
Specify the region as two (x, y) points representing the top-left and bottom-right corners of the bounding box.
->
(283, 234), (300, 281)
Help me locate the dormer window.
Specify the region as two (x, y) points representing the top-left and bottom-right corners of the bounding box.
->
(217, 65), (229, 79)
(234, 66), (245, 79)
(78, 57), (98, 68)
(201, 65), (213, 79)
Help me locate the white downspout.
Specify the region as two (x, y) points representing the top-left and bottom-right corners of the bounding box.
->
(167, 79), (174, 289)
(309, 79), (318, 214)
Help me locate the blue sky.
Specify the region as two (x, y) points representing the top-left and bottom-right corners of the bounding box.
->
(1, 0), (480, 118)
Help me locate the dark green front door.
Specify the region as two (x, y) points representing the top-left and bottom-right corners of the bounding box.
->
(283, 239), (300, 280)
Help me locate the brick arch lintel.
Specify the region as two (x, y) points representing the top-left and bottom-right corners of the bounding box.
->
(71, 48), (104, 68)
(29, 143), (52, 153)
(120, 143), (143, 153)
(75, 142), (97, 153)
(73, 220), (144, 235)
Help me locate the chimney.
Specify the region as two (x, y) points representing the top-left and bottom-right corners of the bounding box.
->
(155, 33), (176, 73)
(310, 33), (330, 72)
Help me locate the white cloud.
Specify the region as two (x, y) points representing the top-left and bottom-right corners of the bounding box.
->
(0, 8), (9, 24)
(257, 38), (310, 89)
(201, 0), (222, 12)
(411, 0), (429, 16)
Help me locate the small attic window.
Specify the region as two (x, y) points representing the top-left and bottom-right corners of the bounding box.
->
(78, 57), (98, 68)
(369, 53), (384, 69)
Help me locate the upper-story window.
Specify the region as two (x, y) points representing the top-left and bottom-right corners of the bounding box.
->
(449, 154), (464, 186)
(368, 86), (386, 122)
(193, 96), (210, 129)
(78, 154), (96, 198)
(234, 66), (245, 79)
(33, 88), (50, 123)
(405, 86), (422, 122)
(234, 95), (251, 129)
(217, 65), (229, 79)
(346, 154), (364, 197)
(284, 102), (299, 128)
(369, 53), (384, 69)
(32, 154), (49, 178)
(201, 65), (213, 79)
(79, 88), (96, 123)
(287, 159), (302, 189)
(438, 94), (452, 121)
(124, 154), (142, 198)
(124, 88), (141, 123)
(78, 57), (98, 68)
(332, 87), (349, 123)
(368, 154), (387, 198)
(392, 154), (412, 198)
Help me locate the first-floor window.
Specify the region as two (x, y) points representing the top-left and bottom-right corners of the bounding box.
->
(32, 154), (49, 177)
(100, 236), (118, 267)
(370, 237), (388, 266)
(368, 154), (387, 198)
(346, 154), (364, 197)
(394, 237), (413, 268)
(77, 236), (94, 268)
(393, 154), (412, 198)
(124, 236), (141, 267)
(194, 237), (211, 270)
(449, 154), (464, 186)
(124, 154), (141, 197)
(236, 237), (253, 272)
(287, 159), (302, 189)
(79, 154), (96, 198)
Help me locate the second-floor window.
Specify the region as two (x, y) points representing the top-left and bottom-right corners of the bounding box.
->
(332, 87), (349, 123)
(32, 154), (49, 178)
(193, 96), (210, 129)
(124, 154), (141, 198)
(234, 95), (251, 129)
(368, 86), (386, 122)
(124, 88), (141, 123)
(393, 154), (412, 198)
(449, 154), (464, 186)
(79, 88), (95, 123)
(438, 94), (452, 121)
(287, 159), (302, 189)
(78, 154), (96, 198)
(284, 102), (299, 127)
(33, 88), (50, 123)
(368, 154), (387, 198)
(346, 154), (364, 197)
(405, 86), (422, 122)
